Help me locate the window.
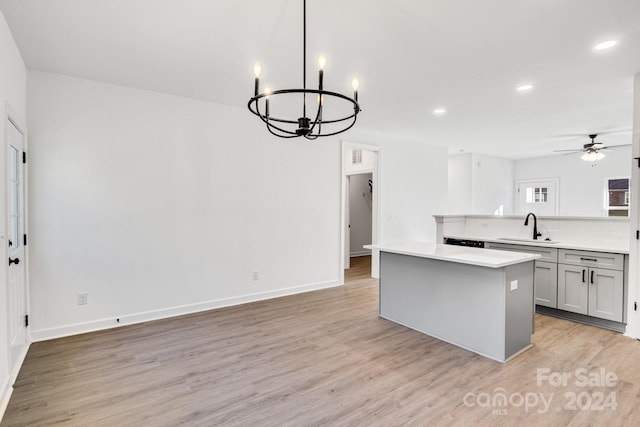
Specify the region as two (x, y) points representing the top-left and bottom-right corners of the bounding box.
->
(606, 178), (630, 217)
(525, 187), (548, 204)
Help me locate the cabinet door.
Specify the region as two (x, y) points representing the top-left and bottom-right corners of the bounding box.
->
(534, 261), (558, 308)
(588, 268), (624, 322)
(557, 264), (588, 315)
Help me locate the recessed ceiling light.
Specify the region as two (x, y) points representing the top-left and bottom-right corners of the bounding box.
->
(433, 108), (447, 115)
(593, 40), (618, 50)
(516, 84), (533, 92)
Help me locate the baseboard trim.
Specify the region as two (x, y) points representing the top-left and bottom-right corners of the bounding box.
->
(30, 279), (342, 342)
(0, 377), (12, 424)
(350, 251), (371, 257)
(0, 340), (31, 422)
(536, 306), (626, 333)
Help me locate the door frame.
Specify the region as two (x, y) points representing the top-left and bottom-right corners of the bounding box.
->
(340, 141), (380, 283)
(3, 101), (30, 382)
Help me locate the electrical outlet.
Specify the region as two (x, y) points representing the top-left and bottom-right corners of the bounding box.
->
(78, 293), (88, 305)
(252, 272), (259, 281)
(510, 280), (518, 291)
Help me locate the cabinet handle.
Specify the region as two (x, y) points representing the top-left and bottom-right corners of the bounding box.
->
(580, 257), (598, 262)
(582, 269), (586, 283)
(590, 270), (594, 284)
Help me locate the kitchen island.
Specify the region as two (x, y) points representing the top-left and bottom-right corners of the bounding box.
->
(366, 241), (539, 362)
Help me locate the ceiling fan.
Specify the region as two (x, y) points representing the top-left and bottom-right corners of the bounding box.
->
(553, 134), (631, 162)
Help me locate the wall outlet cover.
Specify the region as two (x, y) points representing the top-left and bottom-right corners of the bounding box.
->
(78, 293), (88, 305)
(510, 280), (518, 291)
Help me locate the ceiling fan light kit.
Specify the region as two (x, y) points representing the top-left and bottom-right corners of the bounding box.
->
(580, 150), (605, 162)
(247, 0), (361, 140)
(554, 133), (630, 162)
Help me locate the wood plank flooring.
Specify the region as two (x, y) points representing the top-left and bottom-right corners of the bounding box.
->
(2, 255), (640, 426)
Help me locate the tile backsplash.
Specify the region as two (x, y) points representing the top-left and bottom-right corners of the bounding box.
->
(434, 215), (630, 252)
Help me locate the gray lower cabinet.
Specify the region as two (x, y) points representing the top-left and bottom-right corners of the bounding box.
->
(557, 264), (589, 315)
(589, 268), (624, 322)
(483, 244), (626, 322)
(534, 261), (558, 308)
(557, 249), (624, 322)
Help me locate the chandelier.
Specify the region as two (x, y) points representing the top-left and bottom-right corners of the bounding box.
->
(247, 0), (361, 139)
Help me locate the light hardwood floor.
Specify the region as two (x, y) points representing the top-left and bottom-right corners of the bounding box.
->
(2, 256), (640, 426)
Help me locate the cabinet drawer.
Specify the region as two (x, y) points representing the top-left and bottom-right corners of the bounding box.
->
(558, 249), (624, 270)
(485, 242), (558, 262)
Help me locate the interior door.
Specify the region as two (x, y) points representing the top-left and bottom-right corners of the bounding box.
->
(6, 117), (27, 374)
(517, 180), (558, 215)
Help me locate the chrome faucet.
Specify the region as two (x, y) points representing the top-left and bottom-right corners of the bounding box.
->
(524, 213), (542, 240)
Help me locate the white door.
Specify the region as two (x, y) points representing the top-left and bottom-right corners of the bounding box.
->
(6, 117), (28, 374)
(516, 179), (558, 216)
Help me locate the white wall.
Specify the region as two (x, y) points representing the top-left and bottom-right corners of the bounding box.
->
(349, 173), (372, 256)
(470, 154), (513, 215)
(0, 8), (27, 416)
(375, 139), (447, 243)
(447, 153), (471, 214)
(514, 147), (633, 217)
(447, 153), (513, 215)
(27, 70), (343, 339)
(628, 73), (640, 338)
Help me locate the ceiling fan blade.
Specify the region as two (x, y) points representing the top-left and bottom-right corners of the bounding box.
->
(600, 144), (632, 150)
(553, 149), (583, 152)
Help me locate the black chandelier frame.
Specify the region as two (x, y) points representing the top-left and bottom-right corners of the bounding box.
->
(247, 0), (361, 140)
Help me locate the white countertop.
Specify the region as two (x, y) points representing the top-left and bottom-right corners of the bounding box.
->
(365, 241), (540, 268)
(444, 235), (629, 254)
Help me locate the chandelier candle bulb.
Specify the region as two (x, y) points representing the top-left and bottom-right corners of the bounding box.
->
(253, 62), (262, 96)
(318, 55), (326, 92)
(352, 78), (359, 102)
(265, 86), (271, 117)
(318, 54), (326, 70)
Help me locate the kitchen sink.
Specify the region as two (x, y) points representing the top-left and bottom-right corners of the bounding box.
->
(496, 237), (560, 244)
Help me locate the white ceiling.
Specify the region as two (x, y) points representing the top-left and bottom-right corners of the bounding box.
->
(1, 0), (639, 158)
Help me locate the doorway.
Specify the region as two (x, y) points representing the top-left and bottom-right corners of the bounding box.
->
(341, 142), (379, 282)
(348, 173), (373, 258)
(4, 105), (29, 380)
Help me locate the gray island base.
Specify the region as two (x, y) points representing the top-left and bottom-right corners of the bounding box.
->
(368, 242), (540, 363)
